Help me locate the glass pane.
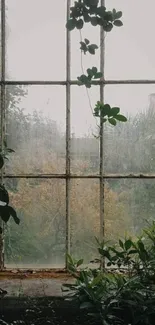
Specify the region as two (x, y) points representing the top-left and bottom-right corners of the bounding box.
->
(71, 86), (100, 174)
(104, 85), (155, 174)
(105, 179), (155, 242)
(70, 179), (100, 263)
(105, 0), (155, 79)
(71, 0), (100, 80)
(5, 85), (66, 174)
(4, 179), (66, 268)
(6, 0), (66, 80)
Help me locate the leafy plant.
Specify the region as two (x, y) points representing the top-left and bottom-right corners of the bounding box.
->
(0, 143), (20, 231)
(66, 1), (123, 33)
(93, 101), (127, 126)
(63, 222), (155, 325)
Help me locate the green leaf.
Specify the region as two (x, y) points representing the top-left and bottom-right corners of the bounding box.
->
(0, 185), (9, 205)
(94, 72), (103, 79)
(128, 249), (138, 255)
(80, 41), (87, 53)
(84, 38), (90, 45)
(8, 206), (20, 224)
(115, 11), (123, 19)
(115, 114), (127, 122)
(101, 118), (107, 123)
(114, 20), (123, 27)
(67, 253), (74, 265)
(88, 47), (95, 55)
(77, 74), (88, 84)
(66, 18), (76, 31)
(96, 6), (106, 17)
(89, 44), (98, 50)
(77, 259), (84, 267)
(103, 23), (113, 32)
(83, 13), (91, 23)
(111, 107), (120, 115)
(102, 104), (111, 116)
(112, 9), (116, 16)
(119, 239), (124, 249)
(91, 17), (98, 26)
(125, 239), (132, 250)
(76, 19), (84, 29)
(0, 206), (10, 223)
(92, 67), (97, 74)
(90, 0), (99, 6)
(108, 118), (116, 126)
(87, 68), (94, 77)
(88, 44), (98, 55)
(0, 154), (4, 169)
(137, 240), (145, 252)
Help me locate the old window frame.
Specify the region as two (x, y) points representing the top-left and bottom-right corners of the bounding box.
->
(0, 0), (155, 272)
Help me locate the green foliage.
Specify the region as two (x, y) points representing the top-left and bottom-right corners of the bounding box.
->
(93, 101), (127, 126)
(80, 39), (98, 55)
(0, 140), (20, 227)
(63, 222), (155, 325)
(66, 1), (123, 33)
(66, 1), (127, 127)
(77, 67), (103, 88)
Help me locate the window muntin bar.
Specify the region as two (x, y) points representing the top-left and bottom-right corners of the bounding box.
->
(0, 0), (6, 269)
(65, 0), (71, 267)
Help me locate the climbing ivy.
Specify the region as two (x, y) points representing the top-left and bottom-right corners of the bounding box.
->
(66, 0), (127, 126)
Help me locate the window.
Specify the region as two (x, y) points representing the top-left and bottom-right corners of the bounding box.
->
(0, 0), (155, 269)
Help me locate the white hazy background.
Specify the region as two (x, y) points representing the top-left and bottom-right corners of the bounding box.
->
(6, 0), (155, 136)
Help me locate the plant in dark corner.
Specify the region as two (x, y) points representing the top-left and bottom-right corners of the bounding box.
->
(63, 223), (155, 325)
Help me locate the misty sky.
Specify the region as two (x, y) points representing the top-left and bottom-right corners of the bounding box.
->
(6, 0), (155, 136)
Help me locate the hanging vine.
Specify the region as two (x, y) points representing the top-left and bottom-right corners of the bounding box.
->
(66, 0), (127, 127)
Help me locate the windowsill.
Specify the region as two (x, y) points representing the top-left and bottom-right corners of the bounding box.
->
(0, 270), (73, 297)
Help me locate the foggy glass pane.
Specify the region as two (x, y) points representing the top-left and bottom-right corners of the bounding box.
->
(71, 86), (100, 175)
(70, 179), (100, 263)
(105, 0), (155, 79)
(104, 85), (155, 174)
(6, 0), (66, 80)
(5, 86), (66, 174)
(105, 179), (155, 242)
(4, 179), (66, 268)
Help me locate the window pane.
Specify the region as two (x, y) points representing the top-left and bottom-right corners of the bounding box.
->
(71, 86), (100, 174)
(6, 0), (66, 80)
(105, 0), (155, 79)
(6, 86), (66, 174)
(70, 179), (100, 263)
(104, 85), (155, 174)
(105, 179), (155, 242)
(4, 179), (66, 268)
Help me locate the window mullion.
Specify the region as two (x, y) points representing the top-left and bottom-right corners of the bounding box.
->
(100, 0), (105, 244)
(0, 0), (6, 270)
(66, 0), (71, 267)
